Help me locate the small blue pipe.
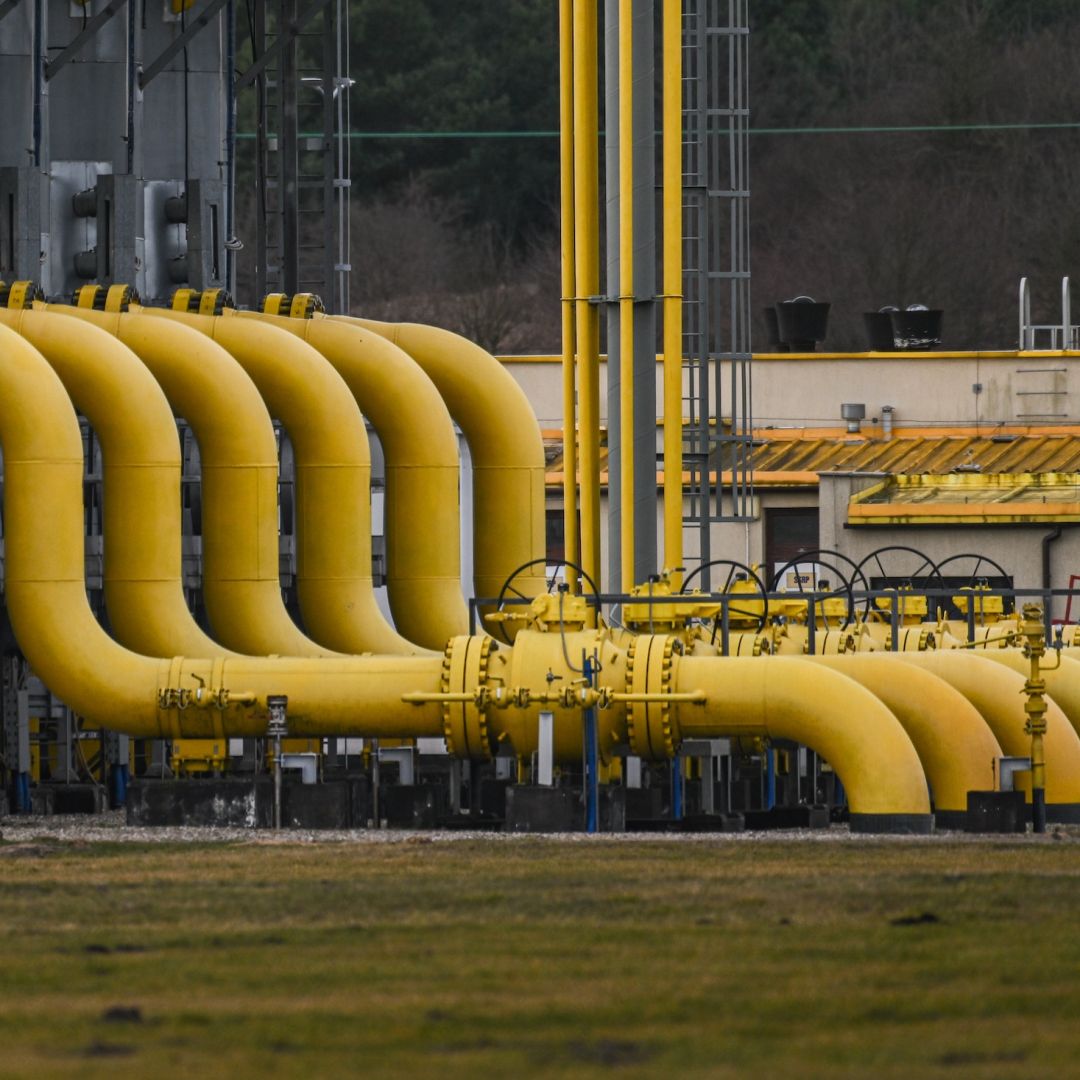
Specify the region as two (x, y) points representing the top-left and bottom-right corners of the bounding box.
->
(110, 764), (130, 809)
(671, 756), (684, 821)
(765, 748), (776, 810)
(16, 772), (31, 814)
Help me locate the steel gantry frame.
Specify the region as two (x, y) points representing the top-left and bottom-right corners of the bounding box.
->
(681, 0), (754, 586)
(250, 0), (351, 311)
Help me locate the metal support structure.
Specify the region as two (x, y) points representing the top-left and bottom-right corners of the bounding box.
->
(44, 0), (128, 82)
(681, 0), (754, 588)
(249, 0), (350, 309)
(267, 693), (288, 829)
(0, 0), (22, 25)
(139, 0), (230, 88)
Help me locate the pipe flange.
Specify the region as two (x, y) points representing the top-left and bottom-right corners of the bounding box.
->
(625, 634), (679, 761)
(262, 292), (325, 319)
(0, 281), (42, 310)
(441, 635), (493, 760)
(172, 287), (234, 315)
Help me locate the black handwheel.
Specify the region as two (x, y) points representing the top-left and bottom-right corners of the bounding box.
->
(493, 558), (601, 644)
(853, 545), (945, 621)
(680, 559), (770, 635)
(769, 548), (870, 628)
(935, 552), (1014, 619)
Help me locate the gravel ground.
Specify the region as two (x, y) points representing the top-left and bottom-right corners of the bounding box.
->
(1, 810), (1078, 845)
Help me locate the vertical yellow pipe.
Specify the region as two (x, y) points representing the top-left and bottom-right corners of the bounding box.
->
(618, 0), (634, 591)
(573, 0), (602, 590)
(662, 0), (683, 584)
(559, 0), (580, 587)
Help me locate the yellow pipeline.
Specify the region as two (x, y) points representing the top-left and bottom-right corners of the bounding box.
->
(337, 317), (548, 607)
(672, 653), (931, 831)
(572, 0), (602, 588)
(661, 0), (682, 582)
(0, 308), (227, 658)
(0, 320), (447, 738)
(0, 327), (933, 832)
(900, 651), (1080, 817)
(558, 0), (580, 587)
(814, 654), (1001, 823)
(618, 0), (634, 590)
(240, 310), (467, 648)
(47, 304), (326, 658)
(141, 307), (417, 656)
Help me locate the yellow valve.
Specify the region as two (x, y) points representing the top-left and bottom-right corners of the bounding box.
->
(1018, 603), (1059, 833)
(952, 585), (1005, 622)
(171, 0), (196, 11)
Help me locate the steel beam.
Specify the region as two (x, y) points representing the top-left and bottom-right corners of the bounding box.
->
(138, 0), (230, 90)
(45, 0), (128, 82)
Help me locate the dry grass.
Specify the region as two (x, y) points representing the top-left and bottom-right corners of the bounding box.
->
(0, 835), (1079, 1078)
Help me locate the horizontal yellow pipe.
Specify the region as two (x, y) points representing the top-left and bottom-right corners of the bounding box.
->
(0, 308), (228, 659)
(142, 307), (416, 656)
(46, 304), (325, 658)
(241, 311), (467, 648)
(337, 317), (548, 606)
(814, 654), (1000, 816)
(900, 651), (1080, 813)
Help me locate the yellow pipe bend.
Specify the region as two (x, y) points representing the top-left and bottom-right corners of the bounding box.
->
(814, 654), (1001, 825)
(0, 308), (228, 659)
(240, 311), (468, 648)
(336, 317), (548, 607)
(673, 655), (932, 831)
(45, 304), (324, 658)
(0, 321), (448, 738)
(900, 651), (1080, 821)
(142, 307), (419, 657)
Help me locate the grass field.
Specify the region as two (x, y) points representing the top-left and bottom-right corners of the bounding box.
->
(1, 831), (1079, 1078)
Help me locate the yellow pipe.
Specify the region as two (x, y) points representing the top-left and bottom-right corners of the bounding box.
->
(661, 0), (682, 582)
(558, 0), (580, 588)
(814, 654), (1001, 824)
(337, 317), (548, 607)
(900, 651), (1080, 818)
(0, 321), (448, 738)
(142, 307), (416, 656)
(45, 304), (326, 658)
(240, 310), (467, 649)
(673, 654), (931, 831)
(618, 0), (634, 591)
(0, 308), (228, 658)
(572, 0), (602, 588)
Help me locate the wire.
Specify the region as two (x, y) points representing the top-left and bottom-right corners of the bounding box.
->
(234, 119), (1080, 141)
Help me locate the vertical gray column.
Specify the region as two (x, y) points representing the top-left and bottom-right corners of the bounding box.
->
(631, 0), (657, 581)
(604, 0), (622, 592)
(280, 0), (299, 296)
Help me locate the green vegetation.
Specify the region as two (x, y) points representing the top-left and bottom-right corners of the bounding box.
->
(1, 835), (1080, 1077)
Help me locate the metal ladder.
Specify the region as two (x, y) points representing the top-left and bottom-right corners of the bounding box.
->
(1019, 276), (1080, 351)
(680, 0), (754, 586)
(253, 0), (352, 312)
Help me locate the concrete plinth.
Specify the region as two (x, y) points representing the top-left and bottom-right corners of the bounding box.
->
(966, 790), (1027, 834)
(32, 784), (105, 816)
(743, 805), (831, 831)
(383, 784), (441, 829)
(504, 786), (580, 833)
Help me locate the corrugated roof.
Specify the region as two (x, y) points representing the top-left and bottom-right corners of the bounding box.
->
(848, 473), (1080, 525)
(542, 428), (1080, 488)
